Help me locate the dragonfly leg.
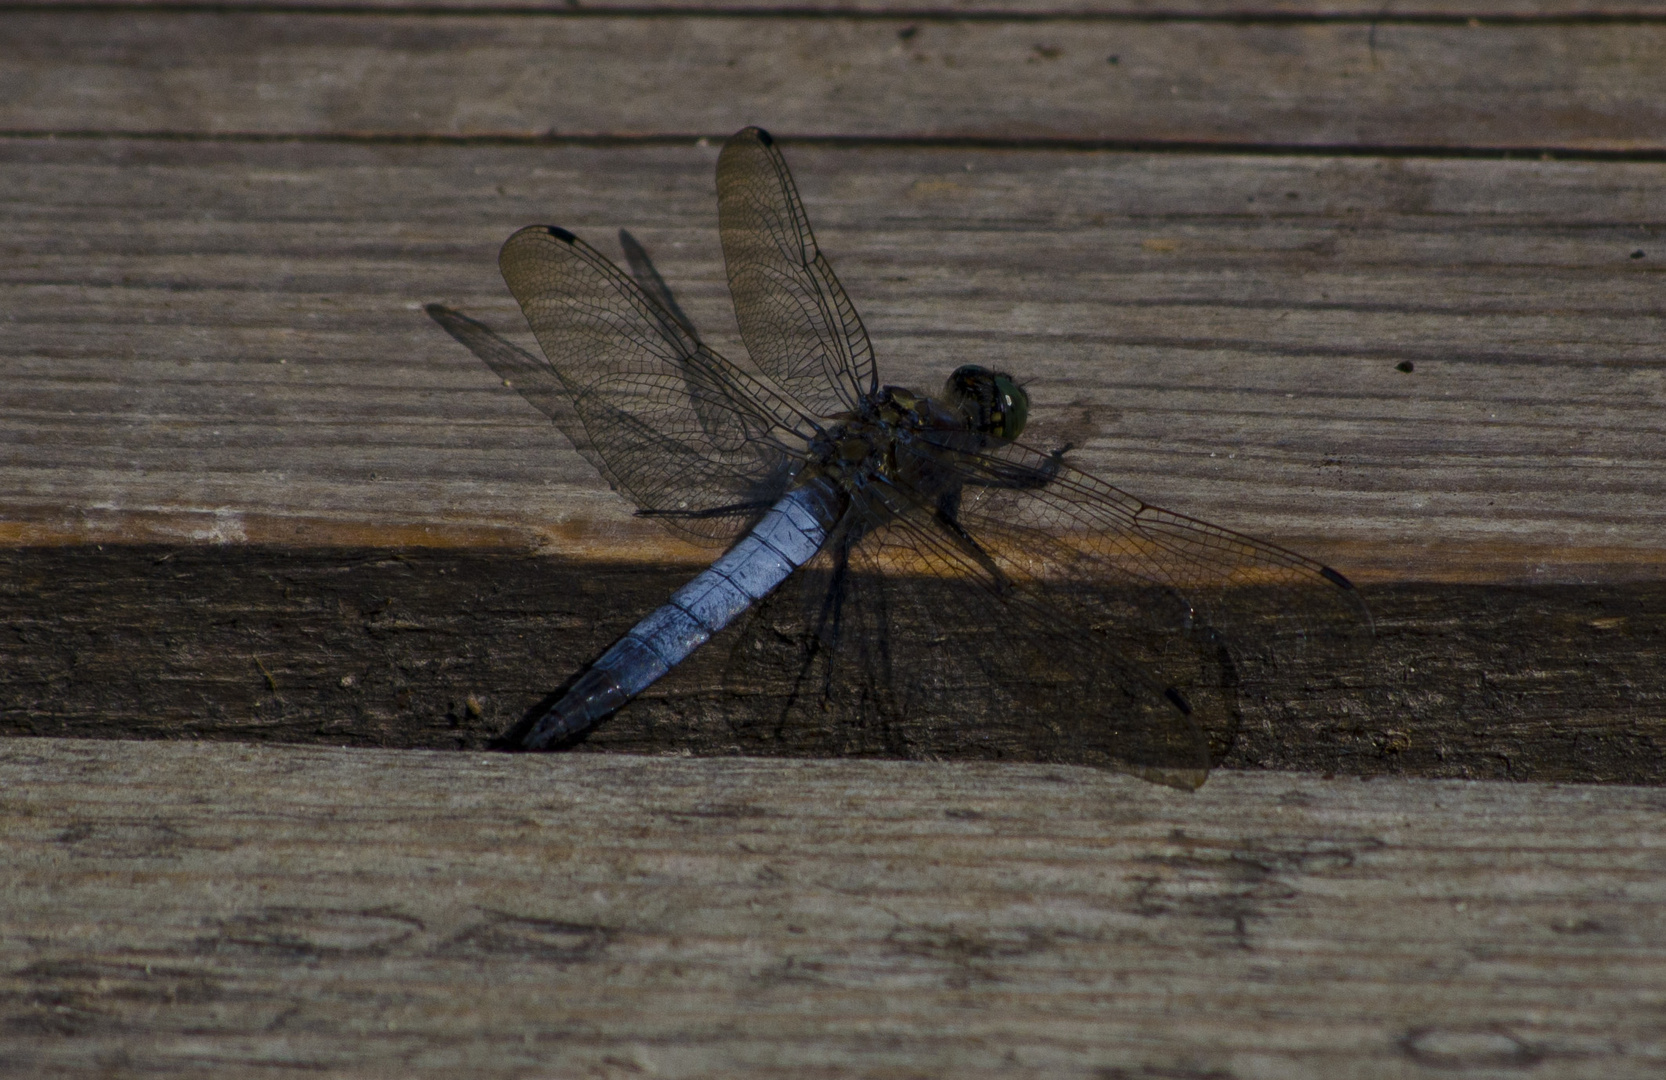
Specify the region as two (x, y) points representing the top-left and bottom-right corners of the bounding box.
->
(964, 444), (1071, 492)
(934, 491), (1012, 592)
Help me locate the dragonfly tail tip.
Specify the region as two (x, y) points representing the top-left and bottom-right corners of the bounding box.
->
(1319, 565), (1357, 591)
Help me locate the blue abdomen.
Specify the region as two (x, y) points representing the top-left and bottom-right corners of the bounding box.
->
(522, 478), (843, 748)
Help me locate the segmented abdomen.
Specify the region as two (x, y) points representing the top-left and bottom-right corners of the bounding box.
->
(522, 478), (842, 748)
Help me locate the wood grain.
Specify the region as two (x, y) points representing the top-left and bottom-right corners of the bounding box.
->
(5, 134), (1661, 774)
(3, 737), (1663, 1077)
(5, 545), (1662, 783)
(14, 0), (1666, 14)
(6, 2), (1663, 1069)
(6, 137), (1663, 579)
(5, 11), (1666, 149)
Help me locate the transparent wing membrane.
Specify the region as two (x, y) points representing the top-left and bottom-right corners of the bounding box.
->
(939, 438), (1369, 641)
(717, 127), (878, 418)
(728, 455), (1241, 787)
(497, 225), (814, 543)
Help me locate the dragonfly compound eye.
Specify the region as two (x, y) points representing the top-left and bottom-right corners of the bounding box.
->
(993, 374), (1029, 440)
(946, 365), (1029, 440)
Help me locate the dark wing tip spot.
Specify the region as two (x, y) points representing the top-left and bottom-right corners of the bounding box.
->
(1319, 565), (1356, 591)
(1163, 685), (1193, 716)
(546, 226), (577, 243)
(753, 127), (774, 146)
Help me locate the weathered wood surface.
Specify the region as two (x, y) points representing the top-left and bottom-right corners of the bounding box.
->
(6, 138), (1662, 574)
(6, 10), (1666, 149)
(2, 6), (1662, 772)
(4, 3), (1665, 1072)
(3, 737), (1664, 1078)
(6, 545), (1662, 781)
(15, 0), (1666, 14)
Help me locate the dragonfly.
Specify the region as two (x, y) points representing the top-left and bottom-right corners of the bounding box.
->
(430, 126), (1370, 789)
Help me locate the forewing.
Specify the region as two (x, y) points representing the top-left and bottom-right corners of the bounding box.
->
(497, 225), (807, 544)
(717, 127), (876, 418)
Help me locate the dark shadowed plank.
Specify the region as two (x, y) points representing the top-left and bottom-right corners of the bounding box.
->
(4, 138), (1661, 772)
(3, 738), (1664, 1078)
(5, 12), (1666, 149)
(4, 546), (1661, 783)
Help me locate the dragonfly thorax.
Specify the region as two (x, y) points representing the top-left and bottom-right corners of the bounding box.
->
(800, 380), (1001, 531)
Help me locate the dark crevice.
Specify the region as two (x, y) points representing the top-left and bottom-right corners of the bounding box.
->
(6, 129), (1666, 163)
(7, 5), (1666, 25)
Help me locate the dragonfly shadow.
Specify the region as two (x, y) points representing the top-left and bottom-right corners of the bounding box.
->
(722, 564), (1244, 787)
(490, 667), (599, 753)
(617, 228), (699, 340)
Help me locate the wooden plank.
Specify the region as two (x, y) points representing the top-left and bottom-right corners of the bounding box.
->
(3, 737), (1663, 1077)
(5, 3), (1660, 1060)
(12, 0), (1666, 14)
(5, 11), (1666, 149)
(6, 545), (1662, 782)
(5, 137), (1661, 576)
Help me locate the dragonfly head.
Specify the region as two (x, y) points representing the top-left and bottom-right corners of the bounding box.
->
(945, 365), (1029, 441)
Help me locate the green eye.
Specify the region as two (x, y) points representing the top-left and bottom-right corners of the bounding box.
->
(943, 365), (1029, 438)
(994, 376), (1029, 439)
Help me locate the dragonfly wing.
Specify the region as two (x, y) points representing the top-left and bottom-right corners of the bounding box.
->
(869, 485), (1229, 788)
(717, 127), (877, 418)
(496, 225), (811, 544)
(933, 437), (1373, 652)
(614, 228), (753, 455)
